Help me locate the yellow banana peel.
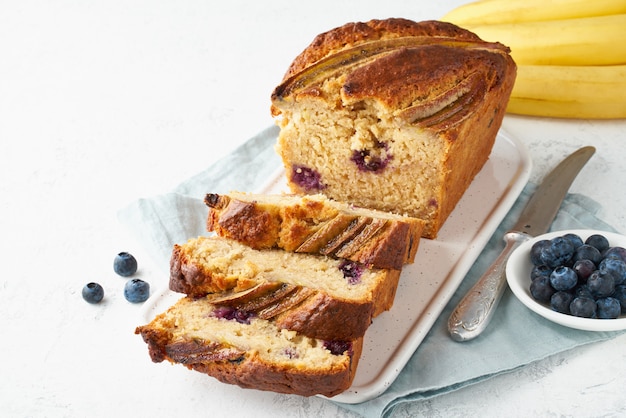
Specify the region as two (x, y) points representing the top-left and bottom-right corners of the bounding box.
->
(442, 0), (626, 25)
(508, 65), (626, 119)
(464, 14), (626, 66)
(442, 0), (626, 118)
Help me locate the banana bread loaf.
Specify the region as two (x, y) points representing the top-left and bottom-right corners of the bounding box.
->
(169, 236), (401, 340)
(271, 18), (517, 238)
(135, 296), (362, 397)
(205, 191), (424, 270)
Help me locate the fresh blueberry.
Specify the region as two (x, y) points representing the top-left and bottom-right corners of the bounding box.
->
(530, 264), (553, 281)
(551, 291), (574, 314)
(603, 246), (626, 263)
(549, 236), (575, 267)
(530, 276), (556, 303)
(82, 282), (104, 304)
(569, 297), (597, 318)
(596, 297), (621, 319)
(572, 259), (596, 283)
(114, 252), (138, 277)
(124, 278), (150, 303)
(575, 284), (594, 300)
(587, 270), (615, 299)
(530, 240), (551, 266)
(538, 245), (558, 268)
(573, 244), (602, 265)
(549, 266), (578, 291)
(562, 233), (584, 249)
(612, 284), (626, 314)
(585, 234), (610, 253)
(599, 258), (626, 285)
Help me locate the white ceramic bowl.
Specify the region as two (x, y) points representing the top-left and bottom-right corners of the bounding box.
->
(506, 229), (626, 331)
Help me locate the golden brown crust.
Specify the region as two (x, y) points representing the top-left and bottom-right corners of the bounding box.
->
(205, 192), (423, 270)
(282, 19), (482, 81)
(205, 283), (375, 340)
(135, 301), (363, 397)
(185, 347), (361, 398)
(170, 243), (256, 295)
(206, 194), (282, 249)
(271, 19), (510, 121)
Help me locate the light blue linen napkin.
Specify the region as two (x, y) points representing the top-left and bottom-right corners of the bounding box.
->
(118, 126), (623, 418)
(118, 125), (282, 269)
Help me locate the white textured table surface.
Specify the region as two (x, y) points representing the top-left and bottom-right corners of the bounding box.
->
(2, 1), (626, 417)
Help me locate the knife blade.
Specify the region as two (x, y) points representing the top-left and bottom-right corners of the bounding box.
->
(447, 146), (596, 342)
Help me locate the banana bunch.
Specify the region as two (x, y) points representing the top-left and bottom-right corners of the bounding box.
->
(441, 0), (626, 119)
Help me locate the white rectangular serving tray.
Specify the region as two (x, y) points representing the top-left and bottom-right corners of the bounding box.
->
(143, 129), (532, 404)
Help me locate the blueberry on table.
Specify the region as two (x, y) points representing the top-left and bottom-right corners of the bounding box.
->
(114, 252), (138, 277)
(596, 297), (621, 319)
(124, 278), (150, 303)
(82, 282), (104, 304)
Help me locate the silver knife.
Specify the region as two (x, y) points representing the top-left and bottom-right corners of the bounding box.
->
(447, 146), (596, 342)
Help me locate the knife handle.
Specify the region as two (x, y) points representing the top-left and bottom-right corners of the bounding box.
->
(448, 231), (530, 342)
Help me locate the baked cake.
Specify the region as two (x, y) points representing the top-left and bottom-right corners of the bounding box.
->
(205, 191), (424, 269)
(135, 296), (362, 397)
(169, 236), (401, 340)
(271, 18), (517, 238)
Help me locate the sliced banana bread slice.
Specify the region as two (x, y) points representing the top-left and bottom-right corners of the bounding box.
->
(135, 296), (362, 398)
(205, 191), (423, 270)
(169, 236), (400, 340)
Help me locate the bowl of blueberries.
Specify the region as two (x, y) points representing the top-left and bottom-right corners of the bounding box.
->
(506, 229), (626, 331)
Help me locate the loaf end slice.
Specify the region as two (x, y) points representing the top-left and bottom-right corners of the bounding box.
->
(135, 297), (362, 398)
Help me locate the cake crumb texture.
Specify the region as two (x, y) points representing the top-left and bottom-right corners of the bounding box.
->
(271, 18), (517, 238)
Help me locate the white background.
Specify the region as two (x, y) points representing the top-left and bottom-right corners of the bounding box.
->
(1, 1), (625, 417)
